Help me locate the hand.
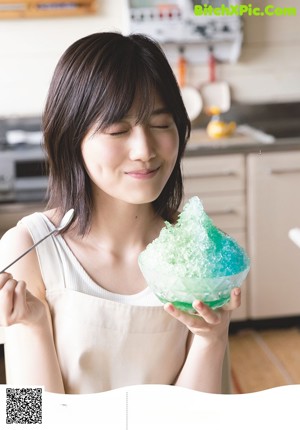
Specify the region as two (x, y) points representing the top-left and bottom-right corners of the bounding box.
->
(164, 287), (241, 342)
(0, 272), (46, 327)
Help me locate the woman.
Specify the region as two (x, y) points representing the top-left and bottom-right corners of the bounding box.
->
(0, 32), (241, 394)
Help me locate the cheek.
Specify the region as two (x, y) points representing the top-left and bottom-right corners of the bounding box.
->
(163, 131), (179, 162)
(98, 148), (120, 168)
(82, 140), (122, 171)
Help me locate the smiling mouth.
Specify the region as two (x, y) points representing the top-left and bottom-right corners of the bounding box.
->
(125, 167), (160, 179)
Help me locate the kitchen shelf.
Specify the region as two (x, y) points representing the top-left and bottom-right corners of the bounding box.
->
(0, 0), (97, 18)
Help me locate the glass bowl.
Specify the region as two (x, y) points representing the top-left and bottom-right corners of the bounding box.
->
(138, 259), (249, 314)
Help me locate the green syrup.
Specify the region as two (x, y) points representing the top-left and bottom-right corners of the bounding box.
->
(158, 296), (231, 313)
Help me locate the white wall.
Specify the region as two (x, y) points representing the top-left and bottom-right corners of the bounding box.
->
(0, 0), (299, 117)
(220, 0), (300, 103)
(0, 1), (124, 116)
(185, 0), (300, 104)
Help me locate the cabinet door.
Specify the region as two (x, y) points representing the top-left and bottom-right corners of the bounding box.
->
(182, 193), (246, 232)
(247, 152), (300, 318)
(182, 154), (245, 194)
(182, 155), (248, 321)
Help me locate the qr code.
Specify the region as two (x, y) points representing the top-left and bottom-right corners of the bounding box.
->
(6, 387), (43, 424)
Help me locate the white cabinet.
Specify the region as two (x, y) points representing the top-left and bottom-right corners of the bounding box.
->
(247, 151), (300, 318)
(183, 150), (300, 321)
(182, 154), (248, 321)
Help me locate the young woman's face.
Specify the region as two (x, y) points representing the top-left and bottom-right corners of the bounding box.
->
(81, 95), (179, 205)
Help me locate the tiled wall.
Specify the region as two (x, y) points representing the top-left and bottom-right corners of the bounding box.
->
(0, 0), (299, 117)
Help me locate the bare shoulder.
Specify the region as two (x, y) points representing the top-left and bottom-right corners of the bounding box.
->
(0, 207), (60, 250)
(0, 222), (34, 253)
(0, 223), (46, 301)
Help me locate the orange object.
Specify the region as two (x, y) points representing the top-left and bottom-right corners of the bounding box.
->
(177, 49), (203, 121)
(178, 54), (187, 88)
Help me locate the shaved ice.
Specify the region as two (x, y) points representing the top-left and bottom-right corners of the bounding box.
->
(138, 196), (250, 313)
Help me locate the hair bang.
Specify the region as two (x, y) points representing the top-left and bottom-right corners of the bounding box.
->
(94, 58), (157, 131)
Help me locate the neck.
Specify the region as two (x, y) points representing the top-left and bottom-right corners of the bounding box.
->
(83, 195), (164, 254)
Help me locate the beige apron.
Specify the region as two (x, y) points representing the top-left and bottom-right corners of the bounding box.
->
(20, 213), (231, 394)
(47, 289), (189, 393)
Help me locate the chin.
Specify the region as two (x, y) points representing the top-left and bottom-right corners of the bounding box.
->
(122, 189), (163, 205)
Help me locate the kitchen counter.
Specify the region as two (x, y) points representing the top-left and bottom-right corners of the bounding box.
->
(185, 127), (300, 157)
(185, 100), (300, 156)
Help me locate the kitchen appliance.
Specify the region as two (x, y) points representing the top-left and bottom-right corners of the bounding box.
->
(0, 146), (48, 204)
(0, 118), (48, 204)
(0, 118), (48, 240)
(124, 0), (243, 63)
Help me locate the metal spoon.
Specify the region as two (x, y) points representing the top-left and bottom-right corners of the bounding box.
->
(0, 208), (75, 274)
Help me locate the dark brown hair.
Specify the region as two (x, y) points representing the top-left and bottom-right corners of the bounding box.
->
(43, 32), (191, 234)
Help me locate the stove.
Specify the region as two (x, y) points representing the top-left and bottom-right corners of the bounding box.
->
(0, 117), (48, 203)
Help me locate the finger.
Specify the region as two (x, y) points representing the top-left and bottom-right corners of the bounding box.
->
(192, 300), (221, 325)
(164, 302), (197, 322)
(164, 302), (182, 318)
(11, 281), (28, 321)
(222, 287), (241, 311)
(164, 302), (209, 329)
(0, 278), (18, 324)
(0, 272), (13, 288)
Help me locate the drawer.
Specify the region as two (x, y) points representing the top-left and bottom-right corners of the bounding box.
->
(181, 192), (246, 231)
(182, 154), (245, 194)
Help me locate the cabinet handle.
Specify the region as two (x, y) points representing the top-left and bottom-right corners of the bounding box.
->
(270, 168), (300, 175)
(206, 209), (237, 216)
(188, 171), (237, 179)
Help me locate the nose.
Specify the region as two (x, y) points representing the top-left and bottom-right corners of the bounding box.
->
(128, 126), (156, 162)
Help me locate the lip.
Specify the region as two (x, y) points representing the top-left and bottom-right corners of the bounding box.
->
(125, 167), (160, 179)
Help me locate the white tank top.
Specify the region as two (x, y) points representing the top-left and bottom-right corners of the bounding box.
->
(25, 213), (163, 306)
(19, 213), (191, 394)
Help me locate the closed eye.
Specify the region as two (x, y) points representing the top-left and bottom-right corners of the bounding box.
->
(107, 130), (128, 136)
(103, 127), (129, 136)
(150, 124), (172, 129)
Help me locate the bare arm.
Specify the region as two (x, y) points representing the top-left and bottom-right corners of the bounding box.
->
(165, 288), (241, 393)
(0, 225), (65, 393)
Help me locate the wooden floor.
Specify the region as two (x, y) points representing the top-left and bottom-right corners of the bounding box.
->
(229, 327), (300, 394)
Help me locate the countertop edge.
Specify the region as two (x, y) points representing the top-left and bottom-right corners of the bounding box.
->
(184, 137), (300, 157)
